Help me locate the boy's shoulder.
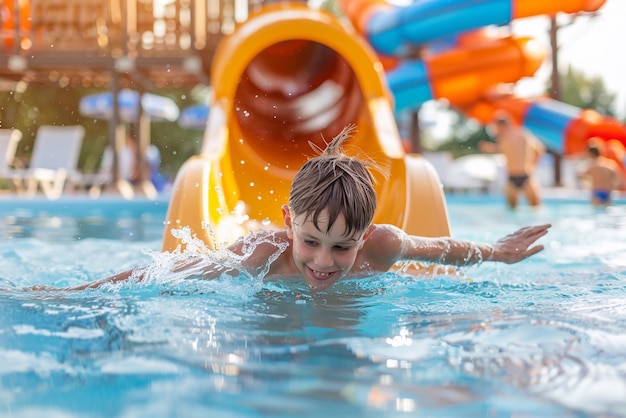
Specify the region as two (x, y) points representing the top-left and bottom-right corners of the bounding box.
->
(238, 228), (290, 246)
(364, 224), (406, 250)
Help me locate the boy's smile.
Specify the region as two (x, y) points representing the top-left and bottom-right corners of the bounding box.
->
(282, 205), (370, 291)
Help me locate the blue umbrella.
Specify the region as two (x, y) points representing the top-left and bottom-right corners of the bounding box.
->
(79, 89), (180, 123)
(178, 104), (209, 129)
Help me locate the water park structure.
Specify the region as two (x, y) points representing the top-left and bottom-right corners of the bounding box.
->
(2, 0), (625, 252)
(162, 0), (626, 251)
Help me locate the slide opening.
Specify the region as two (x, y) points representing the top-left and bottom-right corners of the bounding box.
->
(233, 39), (364, 171)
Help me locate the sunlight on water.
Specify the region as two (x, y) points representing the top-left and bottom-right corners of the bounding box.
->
(1, 198), (626, 417)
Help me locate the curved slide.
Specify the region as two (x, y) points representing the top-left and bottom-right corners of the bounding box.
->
(341, 0), (606, 57)
(162, 4), (450, 252)
(463, 95), (626, 154)
(465, 94), (626, 183)
(340, 0), (625, 161)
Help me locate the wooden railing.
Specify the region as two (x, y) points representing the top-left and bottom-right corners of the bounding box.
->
(0, 0), (262, 86)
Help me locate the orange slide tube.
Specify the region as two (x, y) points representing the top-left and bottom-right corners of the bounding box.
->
(427, 35), (544, 109)
(162, 4), (451, 252)
(386, 29), (545, 112)
(465, 95), (626, 182)
(513, 0), (607, 19)
(339, 0), (606, 57)
(464, 95), (626, 154)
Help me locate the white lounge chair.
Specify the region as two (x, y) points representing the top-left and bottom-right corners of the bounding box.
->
(11, 125), (85, 200)
(0, 128), (23, 181)
(69, 146), (136, 199)
(421, 151), (454, 188)
(446, 153), (505, 193)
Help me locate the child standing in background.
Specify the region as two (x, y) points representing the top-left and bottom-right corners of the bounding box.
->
(580, 143), (623, 206)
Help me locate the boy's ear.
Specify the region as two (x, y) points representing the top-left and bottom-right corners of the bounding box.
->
(282, 205), (294, 239)
(358, 225), (375, 249)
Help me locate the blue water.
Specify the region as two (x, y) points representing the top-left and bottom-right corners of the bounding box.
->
(1, 195), (626, 417)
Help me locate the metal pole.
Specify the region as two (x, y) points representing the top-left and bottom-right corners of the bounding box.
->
(109, 73), (120, 183)
(13, 0), (20, 54)
(409, 109), (422, 153)
(549, 15), (562, 187)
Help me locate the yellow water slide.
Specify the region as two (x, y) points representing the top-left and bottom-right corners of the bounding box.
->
(162, 3), (450, 252)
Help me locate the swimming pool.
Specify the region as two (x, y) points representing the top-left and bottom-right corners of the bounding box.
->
(1, 195), (626, 417)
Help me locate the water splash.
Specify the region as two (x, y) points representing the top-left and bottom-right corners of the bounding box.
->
(110, 225), (289, 293)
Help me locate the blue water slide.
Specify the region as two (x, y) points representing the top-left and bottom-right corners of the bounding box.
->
(523, 100), (582, 154)
(385, 60), (434, 111)
(367, 0), (512, 55)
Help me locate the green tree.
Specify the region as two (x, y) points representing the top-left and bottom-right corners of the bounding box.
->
(0, 85), (203, 177)
(425, 65), (619, 155)
(433, 109), (490, 157)
(558, 65), (618, 117)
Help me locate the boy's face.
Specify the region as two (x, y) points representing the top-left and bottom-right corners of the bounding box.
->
(282, 205), (372, 291)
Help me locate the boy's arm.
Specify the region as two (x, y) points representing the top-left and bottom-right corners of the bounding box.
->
(528, 132), (545, 168)
(400, 224), (551, 266)
(534, 138), (546, 163)
(57, 233), (283, 291)
(613, 165), (625, 188)
(479, 140), (497, 154)
(25, 268), (139, 291)
(52, 257), (238, 292)
(61, 269), (136, 291)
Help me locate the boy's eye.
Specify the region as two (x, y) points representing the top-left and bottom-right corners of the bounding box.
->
(304, 240), (318, 246)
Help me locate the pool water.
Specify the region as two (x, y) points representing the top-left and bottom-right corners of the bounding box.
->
(1, 195), (626, 417)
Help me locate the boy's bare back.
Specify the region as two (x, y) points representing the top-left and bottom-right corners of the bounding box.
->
(497, 126), (544, 176)
(583, 157), (622, 192)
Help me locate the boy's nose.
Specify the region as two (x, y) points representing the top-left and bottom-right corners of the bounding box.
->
(314, 249), (333, 269)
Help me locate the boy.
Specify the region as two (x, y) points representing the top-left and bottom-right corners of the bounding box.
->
(580, 142), (624, 206)
(64, 125), (550, 292)
(479, 111), (545, 209)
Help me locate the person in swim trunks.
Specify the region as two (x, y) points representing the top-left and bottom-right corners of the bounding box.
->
(592, 189), (610, 205)
(580, 142), (623, 206)
(508, 174), (529, 190)
(479, 111), (545, 209)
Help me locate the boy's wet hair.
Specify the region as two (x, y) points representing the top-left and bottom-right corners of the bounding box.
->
(588, 144), (601, 158)
(495, 116), (508, 125)
(289, 124), (377, 237)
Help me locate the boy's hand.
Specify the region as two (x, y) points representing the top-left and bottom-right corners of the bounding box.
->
(492, 224), (551, 263)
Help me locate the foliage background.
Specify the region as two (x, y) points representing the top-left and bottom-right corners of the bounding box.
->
(413, 66), (623, 159)
(0, 66), (622, 180)
(0, 85), (205, 180)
